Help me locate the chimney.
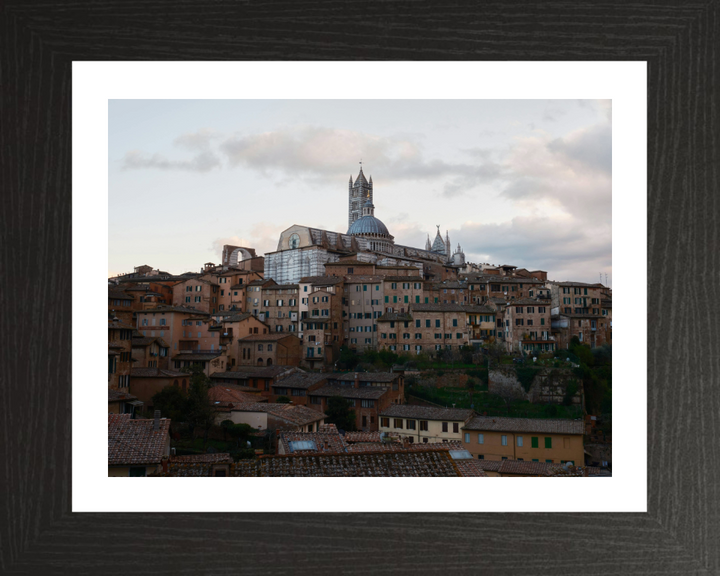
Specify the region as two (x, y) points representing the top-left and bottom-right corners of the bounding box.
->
(354, 373), (360, 389)
(153, 410), (161, 430)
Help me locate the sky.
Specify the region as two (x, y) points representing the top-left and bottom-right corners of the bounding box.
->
(109, 99), (611, 284)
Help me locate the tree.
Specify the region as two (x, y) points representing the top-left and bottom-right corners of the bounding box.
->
(324, 396), (357, 431)
(276, 395), (291, 404)
(220, 420), (255, 447)
(151, 385), (186, 422)
(183, 364), (217, 440)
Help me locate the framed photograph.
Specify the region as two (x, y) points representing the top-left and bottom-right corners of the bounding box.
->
(3, 2), (718, 573)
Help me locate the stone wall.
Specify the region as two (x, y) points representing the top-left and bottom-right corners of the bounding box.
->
(489, 366), (582, 406)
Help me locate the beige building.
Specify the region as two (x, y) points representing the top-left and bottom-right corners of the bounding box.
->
(501, 298), (555, 354)
(378, 405), (475, 444)
(460, 416), (585, 464)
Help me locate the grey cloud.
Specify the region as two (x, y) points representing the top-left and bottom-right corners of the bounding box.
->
(122, 150), (221, 173)
(548, 123), (611, 174)
(453, 217), (611, 284)
(219, 126), (503, 188)
(174, 128), (222, 151)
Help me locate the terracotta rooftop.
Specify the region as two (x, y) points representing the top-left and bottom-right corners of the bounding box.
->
(410, 303), (468, 313)
(497, 460), (563, 476)
(108, 414), (170, 466)
(249, 451), (467, 477)
(230, 402), (325, 427)
(108, 319), (135, 330)
(108, 290), (134, 300)
(309, 384), (389, 400)
(171, 352), (223, 361)
(263, 284), (299, 291)
(344, 431), (382, 443)
(380, 405), (476, 422)
(108, 389), (138, 403)
(208, 385), (265, 405)
(332, 372), (401, 383)
(377, 312), (413, 322)
(463, 416), (585, 435)
(278, 426), (348, 455)
(130, 367), (186, 379)
(239, 333), (298, 342)
(382, 276), (424, 282)
(136, 305), (210, 315)
(272, 372), (328, 390)
(211, 366), (298, 380)
(299, 275), (344, 285)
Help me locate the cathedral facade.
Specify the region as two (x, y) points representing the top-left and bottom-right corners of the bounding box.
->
(264, 168), (465, 284)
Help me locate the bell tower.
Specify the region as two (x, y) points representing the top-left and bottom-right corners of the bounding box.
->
(348, 165), (373, 228)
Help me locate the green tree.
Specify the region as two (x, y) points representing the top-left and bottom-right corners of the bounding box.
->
(325, 396), (357, 431)
(183, 364), (217, 439)
(151, 385), (186, 422)
(220, 420), (255, 447)
(276, 395), (291, 404)
(337, 346), (360, 370)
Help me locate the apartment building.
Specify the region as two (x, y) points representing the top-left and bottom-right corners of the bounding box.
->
(378, 405), (476, 443)
(172, 277), (220, 313)
(259, 283), (299, 333)
(343, 275), (384, 352)
(460, 416), (585, 464)
(501, 298), (555, 353)
(108, 318), (134, 391)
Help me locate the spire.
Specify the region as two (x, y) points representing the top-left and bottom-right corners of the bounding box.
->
(431, 226), (446, 254)
(425, 234), (432, 251)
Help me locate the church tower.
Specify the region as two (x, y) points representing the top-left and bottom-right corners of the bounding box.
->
(348, 166), (373, 228)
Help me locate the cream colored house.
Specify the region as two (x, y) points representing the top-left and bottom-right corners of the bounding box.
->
(378, 405), (475, 444)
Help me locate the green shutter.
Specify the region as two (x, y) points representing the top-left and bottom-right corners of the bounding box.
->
(531, 437), (539, 448)
(385, 296), (389, 303)
(404, 296), (408, 303)
(545, 437), (552, 448)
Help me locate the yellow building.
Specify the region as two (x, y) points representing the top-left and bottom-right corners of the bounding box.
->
(379, 405), (475, 444)
(461, 416), (585, 465)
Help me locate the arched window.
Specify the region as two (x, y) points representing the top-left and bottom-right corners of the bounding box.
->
(173, 379), (179, 388)
(266, 358), (273, 366)
(256, 358), (263, 366)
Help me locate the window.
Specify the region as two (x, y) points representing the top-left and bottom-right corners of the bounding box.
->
(406, 420), (416, 430)
(516, 436), (524, 447)
(394, 419), (403, 429)
(381, 417), (390, 427)
(442, 422), (448, 433)
(420, 420), (428, 431)
(452, 423), (459, 433)
(425, 320), (431, 328)
(361, 399), (374, 408)
(501, 435), (508, 446)
(531, 437), (539, 448)
(545, 437), (552, 448)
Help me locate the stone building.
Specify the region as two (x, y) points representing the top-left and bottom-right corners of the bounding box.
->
(263, 168), (462, 284)
(501, 297), (555, 354)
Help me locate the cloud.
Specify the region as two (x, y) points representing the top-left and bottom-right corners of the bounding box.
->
(173, 128), (223, 151)
(454, 216), (611, 284)
(122, 150), (221, 173)
(219, 126), (503, 191)
(122, 129), (223, 173)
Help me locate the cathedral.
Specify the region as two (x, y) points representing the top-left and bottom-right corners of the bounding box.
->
(263, 167), (465, 284)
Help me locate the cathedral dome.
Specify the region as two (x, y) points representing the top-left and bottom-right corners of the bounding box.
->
(347, 214), (390, 237)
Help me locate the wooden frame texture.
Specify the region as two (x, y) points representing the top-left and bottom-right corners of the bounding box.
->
(2, 1), (718, 574)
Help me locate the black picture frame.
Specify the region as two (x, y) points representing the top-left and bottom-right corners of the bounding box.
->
(2, 1), (717, 574)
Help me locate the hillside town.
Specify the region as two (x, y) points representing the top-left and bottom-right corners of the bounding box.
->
(108, 168), (612, 478)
